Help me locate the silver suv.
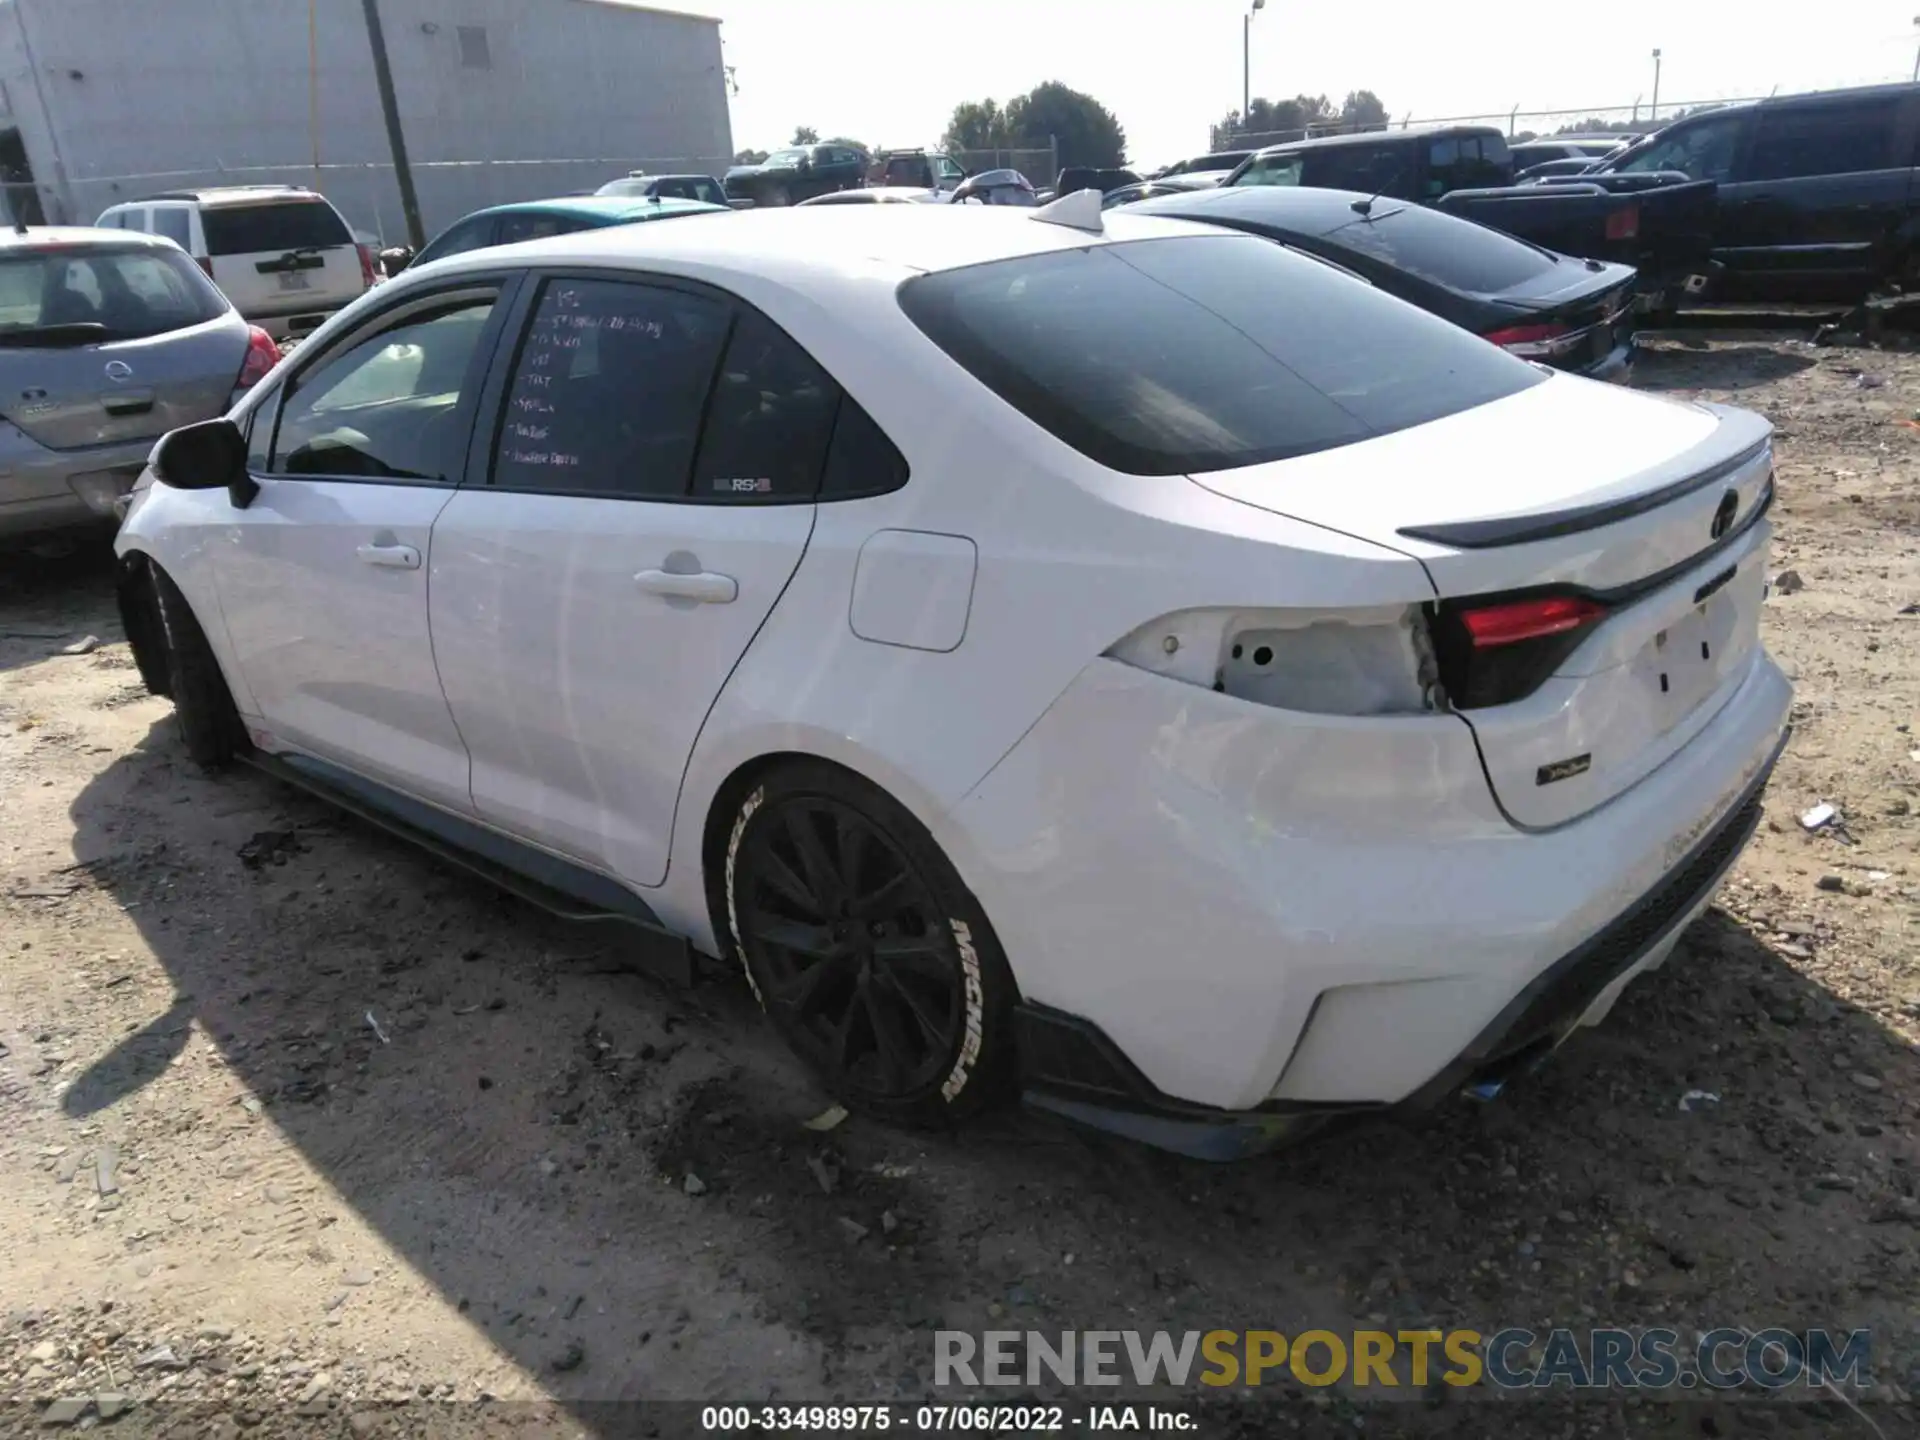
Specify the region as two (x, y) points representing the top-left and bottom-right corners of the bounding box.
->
(96, 186), (374, 342)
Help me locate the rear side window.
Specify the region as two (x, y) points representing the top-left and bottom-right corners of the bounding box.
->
(1234, 154), (1305, 187)
(691, 309), (840, 501)
(0, 246), (226, 338)
(202, 200), (352, 255)
(492, 278), (730, 498)
(1747, 101), (1898, 181)
(1305, 144), (1416, 195)
(495, 212), (587, 245)
(1325, 205), (1559, 293)
(152, 208), (191, 249)
(898, 234), (1542, 477)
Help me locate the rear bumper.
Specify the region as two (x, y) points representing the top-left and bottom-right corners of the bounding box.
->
(0, 436), (154, 540)
(1014, 721), (1785, 1161)
(949, 644), (1793, 1130)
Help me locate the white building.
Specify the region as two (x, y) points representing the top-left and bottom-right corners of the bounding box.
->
(0, 0), (733, 241)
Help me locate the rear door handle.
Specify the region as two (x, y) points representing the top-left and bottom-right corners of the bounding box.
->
(634, 568), (737, 604)
(357, 542), (421, 570)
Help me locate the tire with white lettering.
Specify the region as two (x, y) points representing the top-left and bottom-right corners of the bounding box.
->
(722, 761), (1018, 1126)
(150, 566), (246, 771)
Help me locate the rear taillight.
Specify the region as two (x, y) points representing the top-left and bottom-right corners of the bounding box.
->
(356, 243), (377, 289)
(1483, 321), (1575, 359)
(1459, 595), (1608, 648)
(1432, 593), (1610, 709)
(1604, 202), (1641, 242)
(235, 325), (280, 392)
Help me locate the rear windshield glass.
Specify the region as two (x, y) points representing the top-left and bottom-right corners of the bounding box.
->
(898, 234), (1542, 477)
(0, 246), (227, 339)
(1325, 204), (1560, 293)
(202, 200), (352, 255)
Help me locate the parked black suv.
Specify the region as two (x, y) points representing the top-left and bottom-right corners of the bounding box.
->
(1230, 126), (1513, 200)
(1584, 83), (1920, 304)
(723, 144), (868, 207)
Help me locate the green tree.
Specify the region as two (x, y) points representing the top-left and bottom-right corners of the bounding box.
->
(1216, 93), (1348, 144)
(791, 126), (819, 145)
(1339, 90), (1389, 130)
(733, 148), (769, 165)
(943, 83), (1126, 170)
(822, 136), (870, 155)
(942, 98), (1013, 154)
(1005, 81), (1127, 169)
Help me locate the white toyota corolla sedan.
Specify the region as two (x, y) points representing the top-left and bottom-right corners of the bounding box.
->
(114, 196), (1791, 1159)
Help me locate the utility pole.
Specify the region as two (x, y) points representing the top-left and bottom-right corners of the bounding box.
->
(359, 0), (425, 249)
(1650, 49), (1663, 124)
(1912, 17), (1920, 83)
(1243, 0), (1266, 132)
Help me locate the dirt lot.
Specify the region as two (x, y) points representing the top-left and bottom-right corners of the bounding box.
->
(2, 335), (1918, 1439)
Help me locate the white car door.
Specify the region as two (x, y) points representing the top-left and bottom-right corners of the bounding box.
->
(428, 274), (837, 887)
(212, 277), (520, 811)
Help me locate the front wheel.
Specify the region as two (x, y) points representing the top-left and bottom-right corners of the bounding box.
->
(764, 183), (791, 207)
(722, 762), (1020, 1126)
(150, 566), (246, 770)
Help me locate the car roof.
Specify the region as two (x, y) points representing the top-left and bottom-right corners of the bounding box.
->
(138, 185), (328, 208)
(466, 195), (725, 223)
(0, 224), (179, 250)
(418, 203), (1210, 287)
(1253, 124), (1500, 157)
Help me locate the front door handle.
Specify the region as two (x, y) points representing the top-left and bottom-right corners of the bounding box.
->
(634, 568), (738, 604)
(357, 542), (421, 570)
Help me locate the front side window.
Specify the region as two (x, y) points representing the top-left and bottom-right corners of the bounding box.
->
(692, 179), (728, 206)
(898, 234), (1542, 477)
(1613, 112), (1747, 181)
(1747, 101), (1897, 181)
(269, 295), (497, 482)
(496, 212), (585, 246)
(492, 278), (730, 498)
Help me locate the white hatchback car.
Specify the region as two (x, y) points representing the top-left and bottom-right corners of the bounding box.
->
(115, 198), (1791, 1158)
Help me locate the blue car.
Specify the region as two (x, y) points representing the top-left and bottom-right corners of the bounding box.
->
(404, 195), (727, 271)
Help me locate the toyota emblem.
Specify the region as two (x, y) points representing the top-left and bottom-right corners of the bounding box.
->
(1709, 489), (1738, 540)
(103, 360), (134, 383)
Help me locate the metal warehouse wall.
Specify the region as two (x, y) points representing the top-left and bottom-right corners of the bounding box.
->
(0, 0), (733, 240)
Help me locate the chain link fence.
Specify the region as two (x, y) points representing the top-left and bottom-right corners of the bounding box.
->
(950, 146), (1058, 186)
(1211, 97), (1770, 154)
(8, 155), (731, 244)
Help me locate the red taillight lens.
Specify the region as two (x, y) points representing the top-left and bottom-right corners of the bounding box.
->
(356, 242), (377, 289)
(1458, 595), (1608, 648)
(235, 325), (281, 391)
(1483, 321), (1572, 352)
(1605, 201), (1641, 242)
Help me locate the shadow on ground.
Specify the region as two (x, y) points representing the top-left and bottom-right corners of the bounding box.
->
(46, 711), (1919, 1437)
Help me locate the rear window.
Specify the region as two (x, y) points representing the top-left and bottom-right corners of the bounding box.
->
(202, 200), (352, 256)
(0, 246), (227, 339)
(1323, 204), (1560, 293)
(898, 234), (1542, 477)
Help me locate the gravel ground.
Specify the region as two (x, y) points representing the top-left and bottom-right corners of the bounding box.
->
(0, 334), (1916, 1438)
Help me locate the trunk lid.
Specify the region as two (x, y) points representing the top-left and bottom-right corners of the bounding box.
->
(0, 313), (247, 450)
(1191, 378), (1774, 827)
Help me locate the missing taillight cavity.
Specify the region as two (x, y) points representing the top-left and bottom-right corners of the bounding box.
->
(1605, 202), (1641, 242)
(1431, 593), (1609, 709)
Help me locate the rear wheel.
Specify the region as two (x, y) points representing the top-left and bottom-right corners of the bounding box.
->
(150, 566), (246, 770)
(722, 762), (1019, 1126)
(765, 183), (791, 207)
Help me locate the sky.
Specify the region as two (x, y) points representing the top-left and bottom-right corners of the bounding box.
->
(704, 0), (1920, 170)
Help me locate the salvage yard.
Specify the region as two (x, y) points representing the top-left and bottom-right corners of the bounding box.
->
(2, 335), (1918, 1437)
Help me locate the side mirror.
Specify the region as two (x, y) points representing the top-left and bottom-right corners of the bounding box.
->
(797, 155), (814, 172)
(151, 417), (256, 510)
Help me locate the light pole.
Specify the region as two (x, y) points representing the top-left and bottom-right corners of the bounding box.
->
(1243, 0), (1266, 134)
(1911, 17), (1919, 83)
(1650, 48), (1662, 123)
